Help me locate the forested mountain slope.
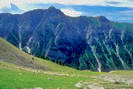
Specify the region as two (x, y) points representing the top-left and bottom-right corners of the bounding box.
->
(0, 7), (133, 71)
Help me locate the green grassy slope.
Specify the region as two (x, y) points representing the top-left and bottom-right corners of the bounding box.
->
(0, 62), (87, 89)
(0, 37), (78, 72)
(0, 38), (133, 89)
(0, 61), (133, 89)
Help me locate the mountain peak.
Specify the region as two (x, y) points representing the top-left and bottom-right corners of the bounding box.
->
(9, 3), (23, 13)
(96, 16), (110, 22)
(47, 6), (64, 16)
(10, 3), (19, 10)
(48, 6), (57, 10)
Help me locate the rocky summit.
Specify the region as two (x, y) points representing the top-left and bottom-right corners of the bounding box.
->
(0, 7), (133, 72)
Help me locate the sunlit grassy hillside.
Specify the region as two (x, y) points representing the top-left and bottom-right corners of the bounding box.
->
(0, 38), (133, 89)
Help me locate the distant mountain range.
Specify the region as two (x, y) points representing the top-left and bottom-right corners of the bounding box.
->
(1, 3), (133, 23)
(0, 3), (23, 14)
(0, 7), (133, 72)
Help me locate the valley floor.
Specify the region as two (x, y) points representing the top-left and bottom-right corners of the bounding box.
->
(0, 61), (133, 89)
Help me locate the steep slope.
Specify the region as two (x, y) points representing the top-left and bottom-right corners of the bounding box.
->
(0, 37), (76, 72)
(0, 38), (133, 89)
(79, 22), (133, 71)
(0, 7), (133, 71)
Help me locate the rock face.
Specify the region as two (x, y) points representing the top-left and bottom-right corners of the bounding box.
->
(0, 7), (133, 71)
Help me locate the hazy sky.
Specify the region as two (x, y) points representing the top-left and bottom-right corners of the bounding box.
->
(0, 0), (133, 8)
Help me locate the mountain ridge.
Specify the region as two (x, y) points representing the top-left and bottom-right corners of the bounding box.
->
(0, 7), (133, 72)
